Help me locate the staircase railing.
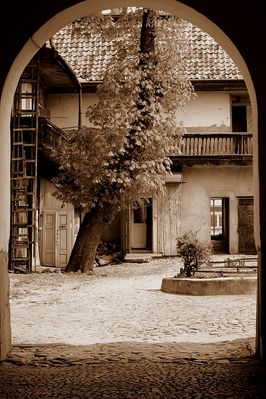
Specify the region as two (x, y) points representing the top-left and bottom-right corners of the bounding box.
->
(39, 116), (70, 151)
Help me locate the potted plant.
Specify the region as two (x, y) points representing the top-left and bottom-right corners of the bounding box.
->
(161, 230), (256, 295)
(176, 230), (212, 277)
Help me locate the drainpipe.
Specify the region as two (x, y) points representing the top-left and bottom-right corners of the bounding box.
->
(78, 85), (82, 129)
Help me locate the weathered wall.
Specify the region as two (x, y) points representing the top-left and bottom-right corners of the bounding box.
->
(0, 250), (11, 360)
(47, 91), (232, 132)
(181, 165), (253, 252)
(176, 91), (231, 132)
(46, 92), (98, 129)
(45, 90), (250, 257)
(46, 93), (80, 129)
(101, 216), (122, 245)
(40, 178), (74, 211)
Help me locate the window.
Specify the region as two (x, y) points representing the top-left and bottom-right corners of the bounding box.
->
(21, 83), (34, 112)
(133, 198), (152, 223)
(134, 206), (146, 224)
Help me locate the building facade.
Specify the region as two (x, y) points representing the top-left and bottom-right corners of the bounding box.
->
(40, 20), (255, 259)
(10, 18), (255, 271)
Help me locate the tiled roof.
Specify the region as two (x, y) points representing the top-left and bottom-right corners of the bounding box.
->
(50, 19), (243, 83)
(183, 23), (242, 80)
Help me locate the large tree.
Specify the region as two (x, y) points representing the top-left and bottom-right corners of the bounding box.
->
(52, 8), (195, 273)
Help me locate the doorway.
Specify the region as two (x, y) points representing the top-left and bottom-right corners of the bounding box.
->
(238, 197), (256, 254)
(210, 197), (229, 253)
(131, 198), (152, 251)
(41, 210), (74, 267)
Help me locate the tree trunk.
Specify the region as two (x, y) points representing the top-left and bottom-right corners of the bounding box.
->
(63, 10), (156, 274)
(140, 9), (155, 55)
(64, 206), (106, 273)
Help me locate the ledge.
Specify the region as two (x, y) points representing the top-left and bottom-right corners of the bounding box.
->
(161, 276), (257, 295)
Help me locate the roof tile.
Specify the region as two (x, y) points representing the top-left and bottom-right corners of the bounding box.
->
(49, 19), (242, 82)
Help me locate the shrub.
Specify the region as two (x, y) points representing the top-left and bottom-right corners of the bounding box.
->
(176, 230), (212, 277)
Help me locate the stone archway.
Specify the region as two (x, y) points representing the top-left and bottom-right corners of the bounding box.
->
(0, 0), (259, 360)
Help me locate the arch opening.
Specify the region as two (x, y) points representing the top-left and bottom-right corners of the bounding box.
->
(0, 0), (259, 360)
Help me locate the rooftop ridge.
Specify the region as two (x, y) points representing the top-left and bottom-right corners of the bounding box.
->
(49, 19), (243, 83)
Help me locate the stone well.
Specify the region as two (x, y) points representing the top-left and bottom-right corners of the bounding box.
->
(161, 276), (257, 295)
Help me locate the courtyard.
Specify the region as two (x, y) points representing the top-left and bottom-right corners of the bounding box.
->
(9, 256), (256, 347)
(1, 255), (264, 399)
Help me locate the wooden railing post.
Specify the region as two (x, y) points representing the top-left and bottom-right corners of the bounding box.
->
(180, 132), (253, 157)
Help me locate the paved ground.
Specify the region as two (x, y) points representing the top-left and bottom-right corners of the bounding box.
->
(1, 255), (265, 398)
(1, 340), (266, 399)
(9, 256), (257, 346)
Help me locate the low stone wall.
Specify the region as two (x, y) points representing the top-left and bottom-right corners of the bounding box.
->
(161, 276), (257, 295)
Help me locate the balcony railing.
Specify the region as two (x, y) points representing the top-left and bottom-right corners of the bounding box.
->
(39, 116), (70, 151)
(38, 122), (253, 165)
(179, 132), (253, 156)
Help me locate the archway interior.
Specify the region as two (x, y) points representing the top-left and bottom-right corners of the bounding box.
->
(0, 0), (258, 358)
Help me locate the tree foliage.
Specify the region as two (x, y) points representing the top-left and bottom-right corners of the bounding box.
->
(51, 8), (195, 272)
(52, 9), (195, 216)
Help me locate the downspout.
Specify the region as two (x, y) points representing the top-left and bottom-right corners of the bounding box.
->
(78, 85), (82, 129)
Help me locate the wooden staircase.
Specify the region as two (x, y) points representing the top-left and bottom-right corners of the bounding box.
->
(10, 57), (40, 271)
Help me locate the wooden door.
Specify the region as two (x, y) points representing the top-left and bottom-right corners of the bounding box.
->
(42, 210), (73, 267)
(56, 211), (70, 267)
(42, 211), (56, 266)
(238, 197), (256, 253)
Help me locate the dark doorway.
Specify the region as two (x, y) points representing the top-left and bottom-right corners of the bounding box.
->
(210, 197), (229, 253)
(132, 198), (152, 251)
(232, 105), (247, 132)
(238, 197), (256, 254)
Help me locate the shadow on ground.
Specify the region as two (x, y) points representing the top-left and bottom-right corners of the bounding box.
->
(1, 339), (266, 398)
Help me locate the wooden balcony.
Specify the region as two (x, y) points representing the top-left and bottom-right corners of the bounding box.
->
(38, 117), (71, 178)
(39, 116), (70, 151)
(172, 132), (253, 166)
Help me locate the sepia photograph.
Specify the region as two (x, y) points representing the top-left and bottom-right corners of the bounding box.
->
(0, 1), (265, 398)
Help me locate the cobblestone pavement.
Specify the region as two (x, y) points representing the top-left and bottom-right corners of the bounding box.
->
(9, 256), (256, 346)
(1, 340), (266, 398)
(1, 256), (264, 398)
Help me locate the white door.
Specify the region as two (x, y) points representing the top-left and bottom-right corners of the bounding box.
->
(132, 205), (147, 248)
(131, 199), (153, 249)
